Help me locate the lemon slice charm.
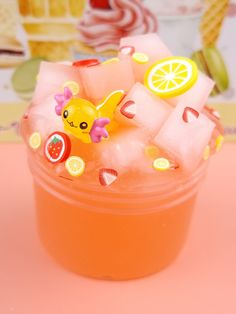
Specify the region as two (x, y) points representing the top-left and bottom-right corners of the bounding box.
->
(144, 57), (198, 98)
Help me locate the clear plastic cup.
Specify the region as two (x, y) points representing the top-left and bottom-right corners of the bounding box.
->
(25, 143), (207, 280)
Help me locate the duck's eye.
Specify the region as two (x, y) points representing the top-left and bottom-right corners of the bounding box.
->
(80, 122), (88, 130)
(63, 110), (69, 119)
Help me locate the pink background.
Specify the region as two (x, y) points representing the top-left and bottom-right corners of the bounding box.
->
(0, 143), (236, 314)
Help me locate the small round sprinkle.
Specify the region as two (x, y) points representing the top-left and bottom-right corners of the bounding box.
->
(215, 134), (224, 152)
(132, 52), (149, 64)
(203, 145), (210, 161)
(29, 132), (42, 150)
(153, 158), (171, 171)
(63, 81), (80, 96)
(145, 145), (160, 160)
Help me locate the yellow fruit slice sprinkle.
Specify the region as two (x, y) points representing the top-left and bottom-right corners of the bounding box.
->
(153, 157), (171, 171)
(144, 56), (198, 98)
(102, 58), (119, 65)
(65, 156), (85, 177)
(145, 145), (160, 160)
(203, 145), (210, 161)
(29, 132), (42, 150)
(132, 52), (149, 64)
(215, 134), (224, 152)
(63, 81), (80, 96)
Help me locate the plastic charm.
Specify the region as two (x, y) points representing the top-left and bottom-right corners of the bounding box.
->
(61, 90), (125, 143)
(44, 132), (71, 163)
(55, 87), (73, 116)
(144, 57), (198, 98)
(90, 118), (110, 143)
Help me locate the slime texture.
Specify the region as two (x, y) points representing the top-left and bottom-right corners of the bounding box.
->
(22, 33), (222, 188)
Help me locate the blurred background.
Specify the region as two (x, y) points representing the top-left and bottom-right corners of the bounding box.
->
(0, 0), (235, 142)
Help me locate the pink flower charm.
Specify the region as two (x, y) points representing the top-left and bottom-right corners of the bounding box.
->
(89, 118), (110, 143)
(54, 87), (73, 116)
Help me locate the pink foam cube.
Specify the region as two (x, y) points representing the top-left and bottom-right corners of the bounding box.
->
(119, 33), (172, 82)
(116, 83), (172, 135)
(153, 103), (215, 172)
(166, 72), (215, 111)
(79, 58), (135, 104)
(33, 61), (85, 105)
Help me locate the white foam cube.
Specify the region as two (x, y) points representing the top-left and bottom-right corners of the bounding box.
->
(119, 33), (172, 82)
(116, 83), (172, 134)
(33, 61), (85, 105)
(153, 103), (215, 171)
(79, 58), (135, 104)
(166, 72), (215, 111)
(98, 129), (149, 173)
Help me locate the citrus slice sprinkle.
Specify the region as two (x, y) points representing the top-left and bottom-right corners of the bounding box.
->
(145, 145), (160, 160)
(132, 52), (149, 64)
(203, 145), (210, 161)
(29, 132), (42, 150)
(65, 156), (85, 177)
(153, 157), (171, 171)
(102, 58), (119, 65)
(63, 81), (80, 96)
(215, 134), (224, 152)
(144, 56), (198, 98)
